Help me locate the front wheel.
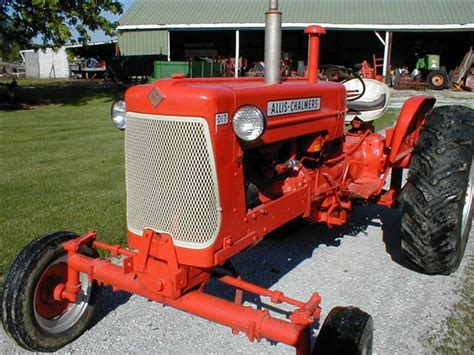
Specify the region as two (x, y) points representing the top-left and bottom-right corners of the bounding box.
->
(401, 106), (473, 274)
(313, 306), (373, 355)
(1, 231), (101, 352)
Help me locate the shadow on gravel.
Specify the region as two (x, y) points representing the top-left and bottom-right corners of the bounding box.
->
(379, 206), (419, 272)
(206, 205), (374, 311)
(92, 286), (132, 327)
(206, 204), (417, 314)
(204, 205), (385, 347)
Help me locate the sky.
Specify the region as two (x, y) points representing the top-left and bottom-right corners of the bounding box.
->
(87, 0), (133, 42)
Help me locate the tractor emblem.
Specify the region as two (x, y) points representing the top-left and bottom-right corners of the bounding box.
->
(147, 86), (163, 108)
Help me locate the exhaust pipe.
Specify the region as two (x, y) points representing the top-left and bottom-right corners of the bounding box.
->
(264, 0), (282, 85)
(305, 25), (326, 84)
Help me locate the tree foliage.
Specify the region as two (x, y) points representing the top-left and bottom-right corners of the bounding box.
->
(0, 0), (123, 50)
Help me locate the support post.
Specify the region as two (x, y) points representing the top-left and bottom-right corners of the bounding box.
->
(374, 31), (385, 46)
(383, 31), (392, 84)
(167, 31), (171, 62)
(235, 30), (240, 77)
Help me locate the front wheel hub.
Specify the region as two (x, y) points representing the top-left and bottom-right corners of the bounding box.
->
(34, 262), (69, 319)
(432, 74), (444, 86)
(33, 255), (92, 334)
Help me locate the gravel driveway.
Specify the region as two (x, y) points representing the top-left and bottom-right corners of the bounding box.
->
(389, 89), (474, 109)
(1, 206), (472, 354)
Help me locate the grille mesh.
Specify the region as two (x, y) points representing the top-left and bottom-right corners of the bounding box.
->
(125, 113), (221, 249)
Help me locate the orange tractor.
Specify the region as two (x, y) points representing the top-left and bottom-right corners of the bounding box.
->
(2, 1), (473, 354)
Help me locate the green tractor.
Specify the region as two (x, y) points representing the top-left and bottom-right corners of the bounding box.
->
(413, 54), (448, 90)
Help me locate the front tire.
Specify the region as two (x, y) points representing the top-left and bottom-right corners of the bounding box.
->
(1, 231), (101, 352)
(401, 106), (474, 274)
(313, 306), (373, 355)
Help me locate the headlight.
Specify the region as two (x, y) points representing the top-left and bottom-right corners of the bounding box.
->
(232, 106), (266, 141)
(111, 100), (126, 130)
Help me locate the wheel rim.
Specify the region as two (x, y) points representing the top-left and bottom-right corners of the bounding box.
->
(461, 157), (474, 236)
(33, 255), (92, 334)
(432, 74), (444, 87)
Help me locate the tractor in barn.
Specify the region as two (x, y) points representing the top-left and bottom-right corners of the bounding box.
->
(2, 1), (473, 354)
(394, 53), (450, 90)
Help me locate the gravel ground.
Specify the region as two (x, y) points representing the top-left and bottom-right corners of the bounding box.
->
(1, 207), (472, 354)
(389, 89), (474, 109)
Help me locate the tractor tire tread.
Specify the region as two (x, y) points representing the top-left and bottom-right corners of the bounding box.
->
(401, 105), (474, 275)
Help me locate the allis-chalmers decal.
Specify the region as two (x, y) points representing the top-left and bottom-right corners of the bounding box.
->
(267, 97), (321, 117)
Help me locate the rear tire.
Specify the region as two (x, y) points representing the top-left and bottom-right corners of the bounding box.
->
(1, 231), (101, 352)
(426, 70), (447, 90)
(313, 306), (373, 355)
(401, 106), (474, 274)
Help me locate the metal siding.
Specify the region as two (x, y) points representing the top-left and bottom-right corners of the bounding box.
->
(118, 30), (168, 56)
(119, 0), (474, 27)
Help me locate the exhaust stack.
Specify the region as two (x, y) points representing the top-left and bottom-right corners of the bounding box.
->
(264, 0), (282, 85)
(305, 25), (326, 84)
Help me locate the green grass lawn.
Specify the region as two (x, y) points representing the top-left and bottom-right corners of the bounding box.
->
(0, 81), (126, 276)
(373, 108), (398, 132)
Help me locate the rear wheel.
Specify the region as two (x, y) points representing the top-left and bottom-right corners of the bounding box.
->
(1, 231), (101, 352)
(401, 106), (474, 274)
(426, 70), (447, 90)
(313, 306), (373, 355)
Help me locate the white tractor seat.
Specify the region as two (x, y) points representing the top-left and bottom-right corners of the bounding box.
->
(344, 79), (391, 123)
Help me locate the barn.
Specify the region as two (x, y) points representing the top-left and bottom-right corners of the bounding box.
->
(117, 0), (474, 79)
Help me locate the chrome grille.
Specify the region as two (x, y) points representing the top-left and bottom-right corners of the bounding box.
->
(125, 112), (221, 249)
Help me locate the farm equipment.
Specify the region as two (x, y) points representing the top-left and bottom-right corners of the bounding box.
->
(394, 53), (448, 90)
(70, 56), (107, 80)
(413, 54), (448, 90)
(2, 1), (473, 354)
(450, 48), (474, 91)
(360, 55), (384, 82)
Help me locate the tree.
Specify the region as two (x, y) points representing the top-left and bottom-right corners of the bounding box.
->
(0, 0), (123, 50)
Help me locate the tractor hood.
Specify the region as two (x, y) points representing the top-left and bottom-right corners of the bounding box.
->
(125, 77), (347, 144)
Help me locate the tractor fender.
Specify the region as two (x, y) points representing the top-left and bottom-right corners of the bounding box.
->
(387, 96), (436, 167)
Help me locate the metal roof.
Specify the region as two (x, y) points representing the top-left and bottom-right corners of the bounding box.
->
(119, 0), (474, 31)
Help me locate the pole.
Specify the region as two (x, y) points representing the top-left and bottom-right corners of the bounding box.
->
(167, 31), (171, 62)
(374, 31), (385, 46)
(383, 31), (392, 83)
(235, 30), (240, 77)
